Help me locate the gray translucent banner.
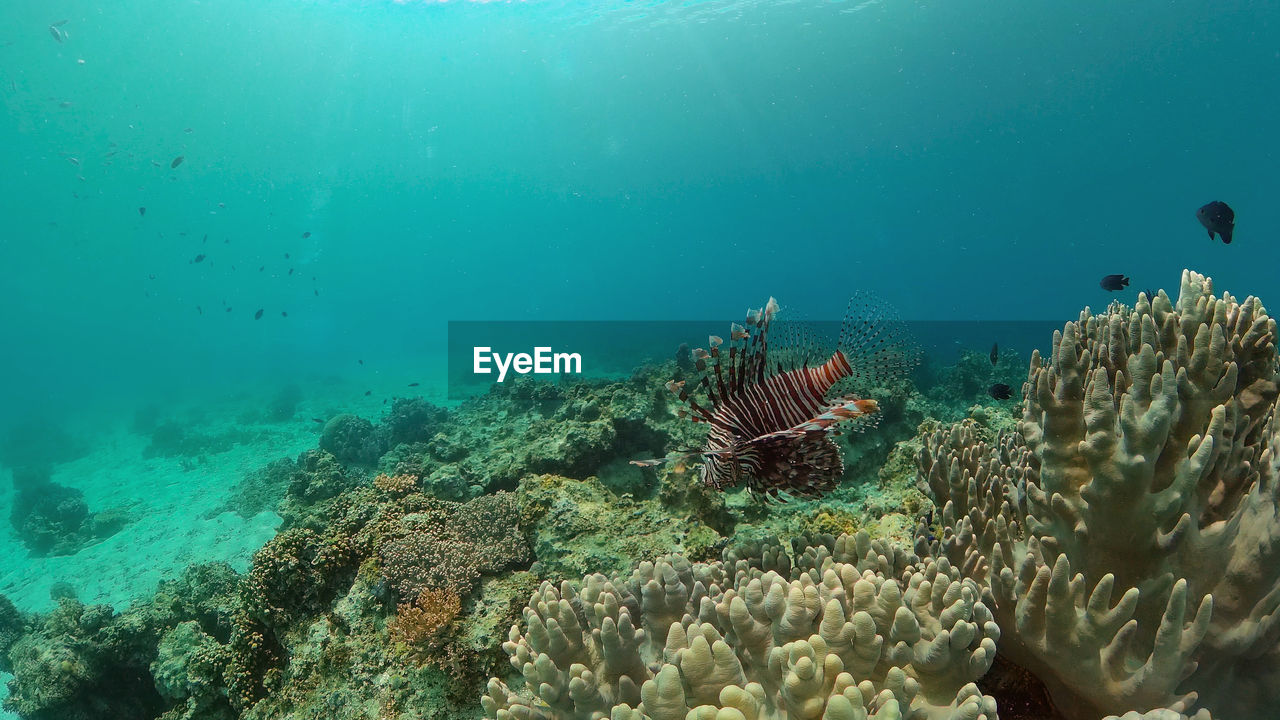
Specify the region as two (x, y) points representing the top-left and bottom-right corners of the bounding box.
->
(446, 320), (1064, 400)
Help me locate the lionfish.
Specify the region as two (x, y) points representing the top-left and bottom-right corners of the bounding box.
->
(634, 295), (915, 500)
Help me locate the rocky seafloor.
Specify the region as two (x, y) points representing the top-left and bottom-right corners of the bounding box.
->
(4, 271), (1274, 720)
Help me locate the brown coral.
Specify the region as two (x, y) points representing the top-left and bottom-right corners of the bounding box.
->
(389, 588), (461, 652)
(380, 491), (529, 600)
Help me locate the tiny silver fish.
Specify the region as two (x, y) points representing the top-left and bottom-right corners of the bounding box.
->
(49, 25), (63, 43)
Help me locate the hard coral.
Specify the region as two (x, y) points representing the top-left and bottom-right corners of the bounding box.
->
(917, 270), (1280, 719)
(380, 491), (529, 600)
(484, 532), (997, 720)
(389, 588), (462, 655)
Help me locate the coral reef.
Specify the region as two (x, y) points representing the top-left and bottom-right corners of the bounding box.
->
(2, 563), (240, 720)
(318, 414), (383, 466)
(917, 271), (1280, 719)
(484, 532), (998, 720)
(8, 465), (129, 556)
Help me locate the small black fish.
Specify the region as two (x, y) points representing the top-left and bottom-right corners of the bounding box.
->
(284, 253), (290, 259)
(989, 383), (1013, 400)
(1100, 274), (1129, 292)
(358, 359), (364, 365)
(281, 311), (288, 317)
(197, 306), (203, 315)
(408, 382), (420, 387)
(171, 156), (184, 169)
(202, 234), (207, 243)
(1197, 201), (1234, 244)
(302, 231), (311, 238)
(138, 207), (146, 216)
(1142, 288), (1158, 302)
(225, 307), (232, 312)
(989, 342), (998, 366)
(364, 390), (371, 396)
(288, 268), (293, 275)
(312, 418), (325, 423)
(192, 254), (205, 263)
(254, 308), (263, 320)
(314, 289), (319, 296)
(49, 25), (63, 43)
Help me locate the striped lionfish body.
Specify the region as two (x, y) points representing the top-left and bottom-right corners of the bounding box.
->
(638, 296), (912, 500)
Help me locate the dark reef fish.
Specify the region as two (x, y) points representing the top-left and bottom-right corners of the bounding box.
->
(989, 383), (1013, 400)
(1197, 201), (1234, 244)
(1100, 274), (1129, 292)
(634, 295), (916, 500)
(989, 342), (998, 366)
(254, 308), (263, 320)
(170, 155), (184, 169)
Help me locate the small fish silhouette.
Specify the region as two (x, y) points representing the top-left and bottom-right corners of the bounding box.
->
(988, 383), (1013, 400)
(170, 155), (184, 169)
(138, 207), (146, 216)
(408, 382), (420, 387)
(302, 231), (311, 238)
(1099, 274), (1129, 292)
(364, 390), (372, 396)
(989, 342), (998, 366)
(192, 254), (205, 263)
(1197, 201), (1234, 244)
(312, 418), (324, 423)
(254, 308), (263, 320)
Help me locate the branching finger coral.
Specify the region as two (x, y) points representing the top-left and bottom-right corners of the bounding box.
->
(917, 270), (1280, 719)
(484, 532), (998, 720)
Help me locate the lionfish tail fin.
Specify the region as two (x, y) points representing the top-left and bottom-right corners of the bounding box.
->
(835, 292), (920, 392)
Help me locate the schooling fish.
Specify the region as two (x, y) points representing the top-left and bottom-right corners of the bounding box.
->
(254, 308), (263, 320)
(989, 383), (1013, 400)
(634, 295), (916, 500)
(989, 342), (998, 366)
(1197, 201), (1234, 244)
(1100, 274), (1129, 292)
(171, 155), (184, 169)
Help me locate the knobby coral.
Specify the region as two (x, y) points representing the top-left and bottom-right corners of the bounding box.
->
(917, 270), (1280, 719)
(484, 532), (998, 720)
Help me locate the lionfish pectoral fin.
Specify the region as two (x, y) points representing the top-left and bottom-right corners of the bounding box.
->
(738, 430), (843, 499)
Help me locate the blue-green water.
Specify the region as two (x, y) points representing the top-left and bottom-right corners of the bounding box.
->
(3, 0), (1277, 425)
(1, 2), (1279, 717)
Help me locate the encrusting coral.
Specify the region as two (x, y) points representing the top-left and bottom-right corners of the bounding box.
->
(484, 532), (998, 720)
(917, 270), (1280, 719)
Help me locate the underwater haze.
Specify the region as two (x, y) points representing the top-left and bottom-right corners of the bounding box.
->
(1, 0), (1280, 719)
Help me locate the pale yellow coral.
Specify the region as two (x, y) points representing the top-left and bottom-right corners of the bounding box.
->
(918, 270), (1280, 719)
(482, 533), (997, 720)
